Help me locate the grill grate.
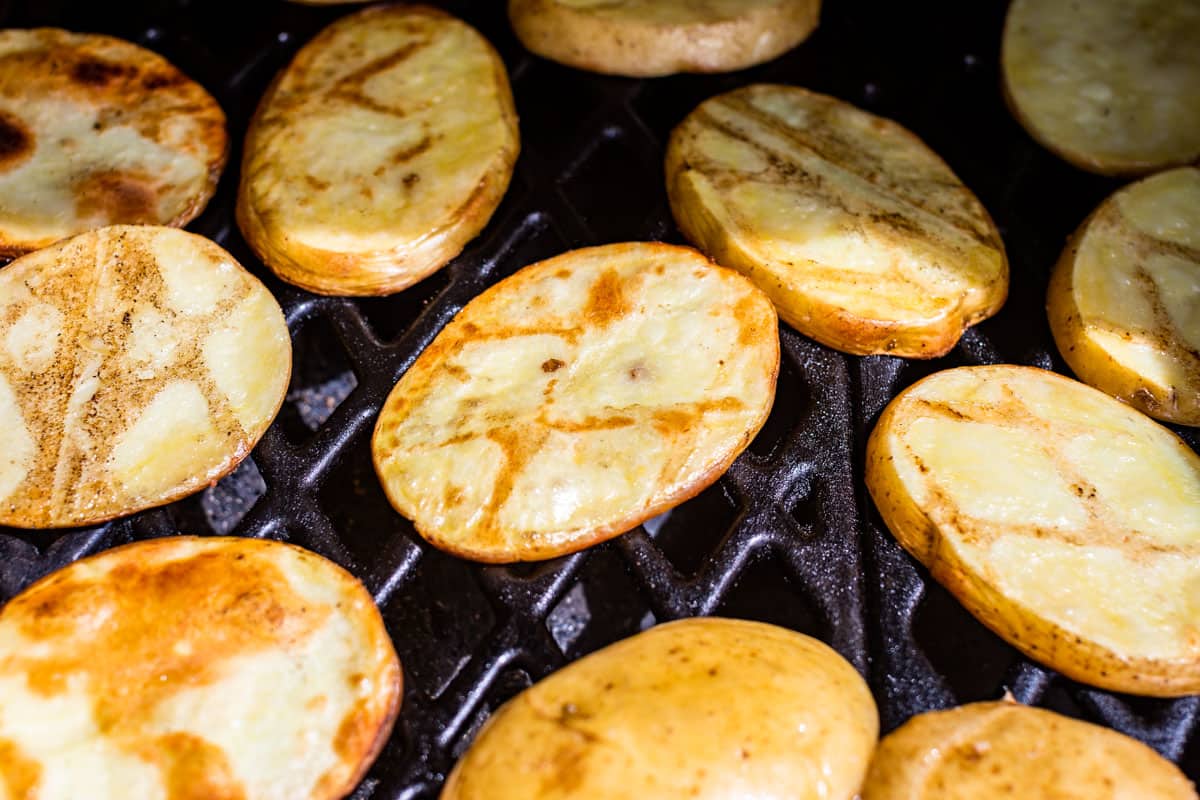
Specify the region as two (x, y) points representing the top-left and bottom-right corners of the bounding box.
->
(1, 1), (1197, 796)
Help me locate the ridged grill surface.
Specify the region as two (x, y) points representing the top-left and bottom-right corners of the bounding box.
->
(1, 1), (1197, 797)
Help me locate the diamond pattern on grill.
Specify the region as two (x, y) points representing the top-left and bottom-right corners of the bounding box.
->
(0, 1), (1195, 797)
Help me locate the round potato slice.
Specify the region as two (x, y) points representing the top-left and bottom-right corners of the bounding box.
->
(1048, 167), (1200, 426)
(1002, 0), (1200, 175)
(666, 84), (1007, 358)
(442, 617), (878, 800)
(237, 5), (519, 296)
(866, 365), (1200, 696)
(507, 0), (820, 78)
(862, 701), (1197, 799)
(0, 225), (291, 529)
(0, 536), (402, 800)
(372, 242), (778, 562)
(0, 28), (227, 258)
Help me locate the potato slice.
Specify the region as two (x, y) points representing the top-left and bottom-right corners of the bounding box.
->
(1002, 0), (1200, 175)
(0, 225), (291, 528)
(666, 84), (1007, 358)
(507, 0), (820, 77)
(442, 617), (878, 800)
(0, 536), (402, 800)
(1048, 167), (1200, 426)
(0, 28), (227, 257)
(866, 365), (1200, 696)
(372, 242), (778, 562)
(862, 701), (1197, 799)
(237, 5), (519, 296)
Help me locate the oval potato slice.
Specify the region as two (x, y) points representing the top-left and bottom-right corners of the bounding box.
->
(1048, 167), (1200, 426)
(0, 28), (227, 258)
(0, 536), (402, 800)
(372, 242), (778, 562)
(1002, 0), (1200, 175)
(866, 365), (1200, 696)
(507, 0), (820, 78)
(666, 84), (1007, 358)
(237, 5), (519, 296)
(442, 617), (878, 800)
(0, 225), (291, 528)
(862, 701), (1197, 799)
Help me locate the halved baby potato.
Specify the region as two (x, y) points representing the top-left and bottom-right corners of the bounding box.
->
(508, 0), (820, 77)
(1002, 0), (1200, 175)
(1048, 167), (1200, 426)
(0, 536), (402, 800)
(0, 225), (291, 528)
(238, 4), (519, 296)
(372, 242), (778, 562)
(667, 84), (1007, 358)
(862, 701), (1197, 799)
(442, 617), (878, 800)
(0, 28), (227, 257)
(866, 366), (1200, 696)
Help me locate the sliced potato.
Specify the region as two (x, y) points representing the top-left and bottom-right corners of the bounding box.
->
(0, 536), (402, 800)
(862, 701), (1197, 799)
(442, 617), (878, 800)
(0, 225), (291, 528)
(0, 28), (227, 257)
(666, 84), (1007, 358)
(866, 365), (1200, 696)
(1002, 0), (1200, 175)
(238, 5), (519, 296)
(507, 0), (820, 77)
(1048, 167), (1200, 426)
(372, 242), (778, 562)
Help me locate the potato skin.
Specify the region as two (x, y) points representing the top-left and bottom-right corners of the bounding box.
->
(862, 701), (1198, 799)
(441, 617), (878, 800)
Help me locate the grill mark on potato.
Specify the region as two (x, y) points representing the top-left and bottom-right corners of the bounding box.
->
(390, 134), (433, 165)
(72, 169), (160, 225)
(583, 268), (630, 326)
(0, 738), (40, 800)
(327, 38), (433, 118)
(0, 110), (32, 171)
(71, 56), (135, 86)
(141, 732), (247, 800)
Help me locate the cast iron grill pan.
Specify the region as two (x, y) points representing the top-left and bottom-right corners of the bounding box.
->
(1, 1), (1197, 797)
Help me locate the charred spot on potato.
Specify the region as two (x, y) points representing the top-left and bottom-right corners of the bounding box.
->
(541, 358), (565, 373)
(0, 110), (32, 171)
(71, 57), (132, 86)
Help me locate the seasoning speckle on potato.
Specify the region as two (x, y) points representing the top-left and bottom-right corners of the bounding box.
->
(866, 365), (1200, 696)
(0, 536), (402, 800)
(667, 84), (1007, 358)
(0, 28), (227, 257)
(238, 4), (519, 296)
(0, 225), (291, 529)
(372, 242), (778, 562)
(442, 617), (878, 800)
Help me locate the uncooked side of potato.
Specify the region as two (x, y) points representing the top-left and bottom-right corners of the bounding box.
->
(1002, 0), (1200, 175)
(1048, 167), (1200, 426)
(0, 28), (227, 258)
(666, 84), (1007, 358)
(238, 4), (519, 296)
(0, 225), (291, 528)
(507, 0), (820, 77)
(866, 365), (1200, 696)
(0, 536), (402, 800)
(862, 701), (1197, 799)
(372, 242), (778, 562)
(442, 617), (878, 800)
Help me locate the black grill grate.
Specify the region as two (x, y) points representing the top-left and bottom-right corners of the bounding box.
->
(1, 1), (1197, 796)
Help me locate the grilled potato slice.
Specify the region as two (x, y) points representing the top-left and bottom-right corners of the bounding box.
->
(372, 242), (778, 562)
(442, 617), (878, 800)
(862, 701), (1197, 799)
(238, 5), (519, 296)
(507, 0), (820, 78)
(667, 85), (1007, 358)
(1048, 167), (1200, 426)
(866, 365), (1200, 696)
(0, 28), (227, 257)
(0, 225), (291, 529)
(1002, 0), (1200, 175)
(0, 536), (402, 800)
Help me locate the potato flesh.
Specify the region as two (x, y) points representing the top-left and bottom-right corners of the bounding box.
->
(1003, 0), (1200, 172)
